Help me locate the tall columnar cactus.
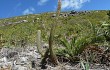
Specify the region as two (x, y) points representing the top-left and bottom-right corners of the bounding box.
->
(37, 30), (43, 56)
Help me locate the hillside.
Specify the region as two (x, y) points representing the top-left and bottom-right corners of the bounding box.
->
(0, 10), (109, 46)
(0, 10), (110, 69)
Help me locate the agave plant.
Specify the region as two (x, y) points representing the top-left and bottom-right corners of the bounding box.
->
(87, 20), (105, 44)
(57, 35), (91, 61)
(102, 23), (110, 41)
(59, 37), (76, 57)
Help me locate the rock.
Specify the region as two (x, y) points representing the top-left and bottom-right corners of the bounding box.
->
(4, 22), (13, 25)
(0, 65), (12, 70)
(22, 20), (28, 22)
(14, 20), (28, 24)
(13, 65), (28, 70)
(6, 52), (18, 59)
(43, 43), (49, 48)
(26, 51), (41, 59)
(70, 10), (77, 14)
(31, 61), (36, 68)
(20, 56), (28, 62)
(52, 14), (56, 17)
(37, 18), (39, 20)
(0, 57), (7, 62)
(0, 62), (12, 70)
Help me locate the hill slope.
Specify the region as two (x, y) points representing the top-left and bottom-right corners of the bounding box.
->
(0, 10), (109, 46)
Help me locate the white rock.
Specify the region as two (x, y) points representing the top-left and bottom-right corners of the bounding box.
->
(0, 57), (7, 63)
(43, 43), (49, 48)
(13, 65), (28, 70)
(37, 18), (39, 20)
(20, 57), (28, 62)
(18, 66), (27, 70)
(22, 20), (28, 22)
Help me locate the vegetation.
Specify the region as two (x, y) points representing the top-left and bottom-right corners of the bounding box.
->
(0, 10), (110, 68)
(107, 10), (110, 19)
(0, 11), (109, 46)
(41, 0), (61, 66)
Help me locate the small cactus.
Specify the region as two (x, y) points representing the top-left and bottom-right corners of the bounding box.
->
(0, 33), (4, 47)
(36, 30), (43, 56)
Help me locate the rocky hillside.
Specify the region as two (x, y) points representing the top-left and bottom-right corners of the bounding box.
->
(0, 10), (109, 46)
(0, 10), (110, 70)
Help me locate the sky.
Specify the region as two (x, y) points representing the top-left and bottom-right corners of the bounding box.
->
(0, 0), (110, 18)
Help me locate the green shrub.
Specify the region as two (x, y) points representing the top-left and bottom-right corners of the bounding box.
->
(57, 36), (90, 61)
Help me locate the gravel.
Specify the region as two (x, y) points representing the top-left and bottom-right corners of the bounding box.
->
(0, 46), (110, 70)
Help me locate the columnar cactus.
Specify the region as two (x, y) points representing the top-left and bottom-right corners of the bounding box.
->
(0, 33), (3, 47)
(37, 30), (43, 56)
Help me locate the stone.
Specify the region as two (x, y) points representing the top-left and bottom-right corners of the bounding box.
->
(52, 14), (56, 17)
(20, 56), (28, 62)
(0, 57), (7, 62)
(31, 61), (36, 68)
(43, 43), (49, 48)
(13, 65), (28, 70)
(6, 52), (18, 59)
